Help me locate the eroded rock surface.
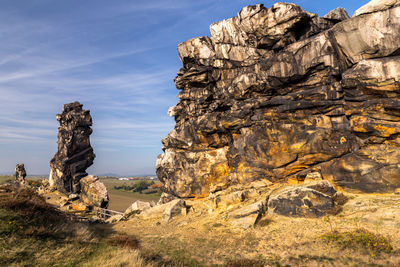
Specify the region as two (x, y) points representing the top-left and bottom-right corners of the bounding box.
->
(124, 200), (153, 217)
(157, 0), (400, 198)
(267, 181), (337, 217)
(80, 175), (109, 208)
(15, 163), (26, 185)
(49, 102), (95, 195)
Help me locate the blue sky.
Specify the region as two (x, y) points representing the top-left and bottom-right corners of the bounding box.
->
(0, 0), (367, 176)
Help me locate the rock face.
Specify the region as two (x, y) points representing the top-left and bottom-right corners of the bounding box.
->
(15, 163), (26, 185)
(353, 0), (400, 17)
(49, 102), (95, 195)
(80, 175), (109, 208)
(157, 0), (400, 198)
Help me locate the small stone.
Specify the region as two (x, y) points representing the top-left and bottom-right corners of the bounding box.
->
(70, 202), (89, 211)
(162, 199), (187, 223)
(68, 194), (79, 200)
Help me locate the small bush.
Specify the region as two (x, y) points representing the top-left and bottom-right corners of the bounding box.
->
(114, 180), (154, 193)
(141, 188), (159, 194)
(322, 228), (393, 256)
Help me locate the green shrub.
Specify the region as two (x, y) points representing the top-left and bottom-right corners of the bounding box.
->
(322, 228), (393, 256)
(114, 180), (154, 193)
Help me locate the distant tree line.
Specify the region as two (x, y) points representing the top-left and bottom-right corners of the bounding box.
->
(114, 180), (160, 194)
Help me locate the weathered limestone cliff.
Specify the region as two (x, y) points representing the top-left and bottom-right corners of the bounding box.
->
(157, 0), (400, 198)
(49, 102), (95, 195)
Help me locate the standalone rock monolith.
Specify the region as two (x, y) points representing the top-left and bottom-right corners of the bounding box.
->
(15, 163), (26, 185)
(49, 102), (95, 195)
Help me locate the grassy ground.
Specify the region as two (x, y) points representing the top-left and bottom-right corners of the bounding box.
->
(0, 185), (261, 266)
(0, 184), (153, 267)
(101, 178), (161, 212)
(3, 176), (400, 266)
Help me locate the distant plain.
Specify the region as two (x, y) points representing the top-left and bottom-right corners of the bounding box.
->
(0, 176), (160, 212)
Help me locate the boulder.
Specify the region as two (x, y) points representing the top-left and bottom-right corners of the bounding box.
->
(79, 175), (109, 208)
(49, 102), (95, 195)
(268, 187), (334, 217)
(228, 200), (267, 229)
(124, 200), (152, 217)
(212, 191), (245, 209)
(162, 199), (187, 223)
(140, 199), (187, 223)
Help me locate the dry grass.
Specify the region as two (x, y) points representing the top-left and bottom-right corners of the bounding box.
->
(113, 194), (400, 266)
(82, 248), (154, 267)
(2, 182), (400, 266)
(0, 184), (153, 267)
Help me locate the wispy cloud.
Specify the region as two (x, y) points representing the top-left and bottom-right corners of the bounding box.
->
(0, 0), (362, 175)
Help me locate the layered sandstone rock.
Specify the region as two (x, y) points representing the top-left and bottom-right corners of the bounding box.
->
(80, 175), (109, 208)
(157, 0), (400, 198)
(49, 102), (95, 195)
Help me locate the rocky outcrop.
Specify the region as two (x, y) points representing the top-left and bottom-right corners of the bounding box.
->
(79, 175), (109, 208)
(157, 0), (400, 198)
(49, 102), (95, 195)
(15, 163), (26, 185)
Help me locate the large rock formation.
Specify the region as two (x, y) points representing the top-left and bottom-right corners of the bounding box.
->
(49, 102), (95, 195)
(157, 0), (400, 198)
